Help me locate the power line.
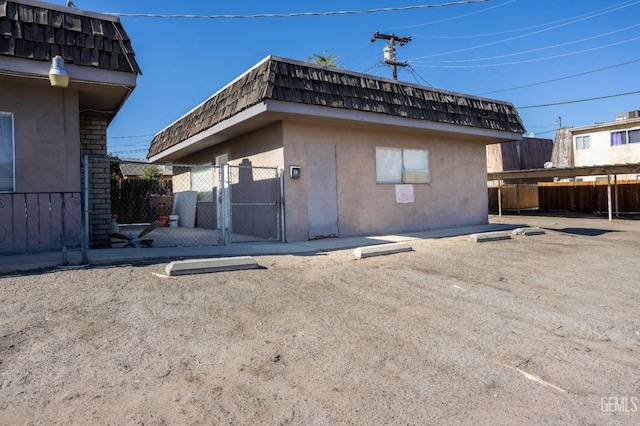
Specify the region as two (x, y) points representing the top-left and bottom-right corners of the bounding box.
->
(382, 0), (515, 31)
(106, 1), (488, 19)
(517, 90), (640, 109)
(407, 66), (433, 87)
(406, 0), (640, 61)
(110, 134), (155, 139)
(408, 0), (636, 39)
(409, 35), (640, 68)
(416, 24), (640, 64)
(479, 58), (640, 95)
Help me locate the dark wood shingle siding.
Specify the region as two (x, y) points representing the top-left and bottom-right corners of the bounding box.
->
(148, 57), (525, 158)
(0, 0), (140, 73)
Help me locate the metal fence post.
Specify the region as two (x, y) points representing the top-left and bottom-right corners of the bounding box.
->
(279, 168), (285, 243)
(80, 190), (88, 264)
(218, 165), (227, 246)
(83, 154), (90, 251)
(60, 193), (67, 266)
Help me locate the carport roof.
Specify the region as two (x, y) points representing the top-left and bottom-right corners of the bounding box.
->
(148, 55), (525, 159)
(488, 163), (640, 180)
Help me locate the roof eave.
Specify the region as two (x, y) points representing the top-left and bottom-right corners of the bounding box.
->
(149, 100), (523, 162)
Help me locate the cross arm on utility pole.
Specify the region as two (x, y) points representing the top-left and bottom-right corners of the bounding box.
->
(371, 31), (411, 45)
(371, 32), (411, 80)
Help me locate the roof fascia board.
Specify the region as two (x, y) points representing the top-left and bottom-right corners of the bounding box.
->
(265, 99), (522, 141)
(150, 97), (521, 162)
(0, 56), (137, 87)
(571, 117), (640, 133)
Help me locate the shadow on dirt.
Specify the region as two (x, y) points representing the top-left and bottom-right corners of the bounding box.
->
(551, 227), (618, 237)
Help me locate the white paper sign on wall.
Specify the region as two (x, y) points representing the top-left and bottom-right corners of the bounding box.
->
(395, 184), (414, 203)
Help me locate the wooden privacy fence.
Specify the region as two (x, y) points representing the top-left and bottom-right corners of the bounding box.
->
(539, 180), (640, 213)
(488, 184), (539, 211)
(489, 181), (640, 213)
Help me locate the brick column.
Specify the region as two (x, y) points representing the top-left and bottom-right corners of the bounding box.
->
(80, 116), (112, 248)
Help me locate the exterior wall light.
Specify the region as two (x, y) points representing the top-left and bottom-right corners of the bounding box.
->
(49, 55), (69, 88)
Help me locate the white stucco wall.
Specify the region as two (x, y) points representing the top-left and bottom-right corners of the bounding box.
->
(573, 121), (640, 167)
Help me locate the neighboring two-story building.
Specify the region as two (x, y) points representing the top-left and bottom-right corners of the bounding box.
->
(552, 110), (640, 181)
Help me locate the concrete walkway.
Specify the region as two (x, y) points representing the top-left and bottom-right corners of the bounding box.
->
(4, 214), (637, 275)
(0, 223), (518, 274)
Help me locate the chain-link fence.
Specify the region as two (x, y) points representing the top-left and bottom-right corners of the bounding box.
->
(103, 158), (282, 249)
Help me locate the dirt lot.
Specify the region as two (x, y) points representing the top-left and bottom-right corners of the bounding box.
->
(1, 216), (639, 425)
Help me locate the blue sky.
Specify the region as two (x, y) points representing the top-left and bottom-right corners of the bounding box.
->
(51, 0), (640, 158)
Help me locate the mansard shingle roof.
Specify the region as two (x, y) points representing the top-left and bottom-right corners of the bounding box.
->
(0, 0), (140, 74)
(148, 56), (524, 157)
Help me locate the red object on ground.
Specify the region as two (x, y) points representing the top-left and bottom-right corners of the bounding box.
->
(159, 216), (169, 227)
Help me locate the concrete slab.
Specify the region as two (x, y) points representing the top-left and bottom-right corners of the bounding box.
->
(468, 231), (512, 243)
(165, 256), (259, 276)
(512, 227), (546, 236)
(353, 242), (412, 259)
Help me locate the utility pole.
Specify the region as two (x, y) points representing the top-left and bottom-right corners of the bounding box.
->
(371, 31), (411, 80)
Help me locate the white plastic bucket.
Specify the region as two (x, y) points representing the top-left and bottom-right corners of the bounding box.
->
(169, 215), (179, 228)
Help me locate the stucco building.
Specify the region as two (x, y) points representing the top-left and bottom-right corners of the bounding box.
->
(551, 110), (640, 181)
(0, 0), (140, 253)
(148, 55), (525, 242)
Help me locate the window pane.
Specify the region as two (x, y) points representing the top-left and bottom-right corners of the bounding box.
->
(376, 147), (402, 183)
(611, 131), (626, 146)
(191, 166), (214, 201)
(0, 112), (14, 192)
(629, 129), (640, 144)
(403, 149), (428, 171)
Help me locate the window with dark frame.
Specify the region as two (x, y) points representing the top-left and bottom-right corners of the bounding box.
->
(0, 112), (14, 192)
(611, 129), (640, 146)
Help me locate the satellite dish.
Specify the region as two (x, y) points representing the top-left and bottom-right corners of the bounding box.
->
(543, 162), (553, 169)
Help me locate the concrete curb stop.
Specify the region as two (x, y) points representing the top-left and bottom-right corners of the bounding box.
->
(165, 256), (260, 276)
(468, 231), (512, 243)
(353, 242), (412, 259)
(512, 227), (546, 236)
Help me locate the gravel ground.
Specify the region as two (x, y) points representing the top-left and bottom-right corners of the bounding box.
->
(1, 216), (639, 425)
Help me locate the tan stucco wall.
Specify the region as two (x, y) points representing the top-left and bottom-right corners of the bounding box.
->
(167, 119), (498, 243)
(0, 82), (80, 192)
(178, 122), (285, 168)
(282, 121), (489, 241)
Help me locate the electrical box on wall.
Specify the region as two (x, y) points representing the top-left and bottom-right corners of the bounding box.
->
(290, 166), (301, 179)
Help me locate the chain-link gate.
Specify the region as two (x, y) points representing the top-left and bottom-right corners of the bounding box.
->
(226, 165), (282, 244)
(103, 158), (282, 249)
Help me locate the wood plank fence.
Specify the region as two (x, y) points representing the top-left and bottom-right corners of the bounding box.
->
(489, 181), (640, 213)
(539, 181), (640, 213)
(488, 184), (539, 211)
